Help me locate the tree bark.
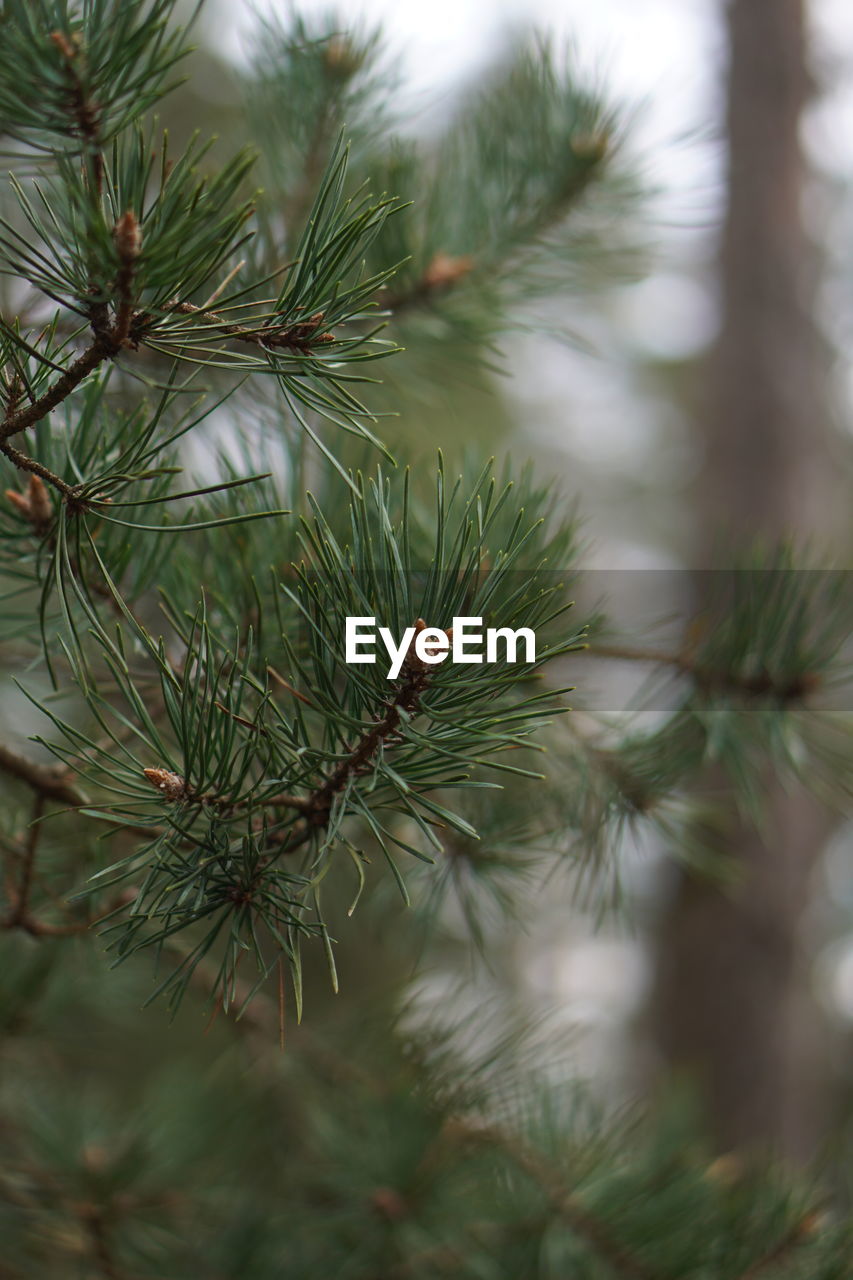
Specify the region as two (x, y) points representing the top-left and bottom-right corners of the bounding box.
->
(650, 0), (834, 1162)
(696, 0), (824, 544)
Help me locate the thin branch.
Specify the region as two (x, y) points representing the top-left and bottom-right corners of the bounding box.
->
(170, 300), (336, 354)
(383, 152), (605, 316)
(0, 333), (117, 443)
(142, 635), (438, 848)
(272, 654), (432, 856)
(588, 642), (690, 670)
(382, 251), (475, 314)
(5, 795), (45, 927)
(0, 742), (83, 807)
(589, 643), (819, 702)
(267, 664), (314, 706)
(0, 292), (331, 501)
(76, 1201), (124, 1280)
(1, 439), (79, 499)
(112, 211), (141, 345)
(50, 29), (105, 196)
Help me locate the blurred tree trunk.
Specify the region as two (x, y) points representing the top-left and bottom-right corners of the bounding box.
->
(650, 0), (834, 1162)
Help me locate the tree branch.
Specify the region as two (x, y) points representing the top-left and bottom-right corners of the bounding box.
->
(169, 300), (336, 355)
(4, 795), (45, 928)
(272, 652), (433, 856)
(0, 742), (83, 807)
(589, 642), (819, 702)
(0, 334), (118, 445)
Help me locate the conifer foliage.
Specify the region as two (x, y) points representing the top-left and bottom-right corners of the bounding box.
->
(0, 3), (851, 1276)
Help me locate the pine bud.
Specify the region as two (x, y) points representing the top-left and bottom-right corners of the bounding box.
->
(113, 210), (142, 264)
(50, 30), (79, 62)
(370, 1186), (408, 1222)
(5, 475), (53, 532)
(796, 1210), (826, 1238)
(27, 475), (53, 528)
(143, 767), (186, 802)
(422, 252), (473, 291)
(403, 618), (453, 673)
(323, 35), (366, 79)
(704, 1153), (743, 1186)
(570, 131), (610, 163)
(5, 487), (30, 519)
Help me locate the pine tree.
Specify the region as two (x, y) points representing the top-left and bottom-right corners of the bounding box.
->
(0, 4), (851, 1276)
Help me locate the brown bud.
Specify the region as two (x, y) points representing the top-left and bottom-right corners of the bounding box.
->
(422, 252), (474, 291)
(5, 487), (31, 519)
(143, 767), (186, 802)
(27, 475), (53, 528)
(50, 30), (78, 61)
(5, 475), (53, 532)
(570, 131), (610, 162)
(370, 1186), (408, 1222)
(113, 210), (142, 264)
(704, 1153), (743, 1186)
(82, 1144), (109, 1173)
(323, 35), (366, 79)
(797, 1210), (826, 1239)
(404, 619), (453, 672)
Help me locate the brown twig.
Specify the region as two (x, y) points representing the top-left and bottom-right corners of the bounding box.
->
(0, 334), (118, 444)
(588, 642), (690, 671)
(170, 300), (336, 355)
(50, 29), (105, 196)
(112, 211), (142, 346)
(0, 742), (82, 807)
(4, 795), (45, 928)
(267, 664), (314, 707)
(381, 251), (475, 314)
(271, 646), (434, 857)
(76, 1200), (124, 1280)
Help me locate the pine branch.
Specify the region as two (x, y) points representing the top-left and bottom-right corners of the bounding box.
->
(589, 642), (690, 670)
(445, 1119), (654, 1280)
(4, 795), (44, 929)
(272, 640), (434, 855)
(0, 334), (117, 443)
(112, 210), (142, 345)
(1, 440), (79, 500)
(50, 29), (105, 195)
(170, 300), (336, 355)
(381, 251), (475, 314)
(736, 1212), (822, 1279)
(0, 742), (82, 807)
(590, 642), (821, 702)
(75, 1199), (124, 1280)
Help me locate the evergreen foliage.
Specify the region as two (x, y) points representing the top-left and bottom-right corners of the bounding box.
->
(0, 2), (850, 1275)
